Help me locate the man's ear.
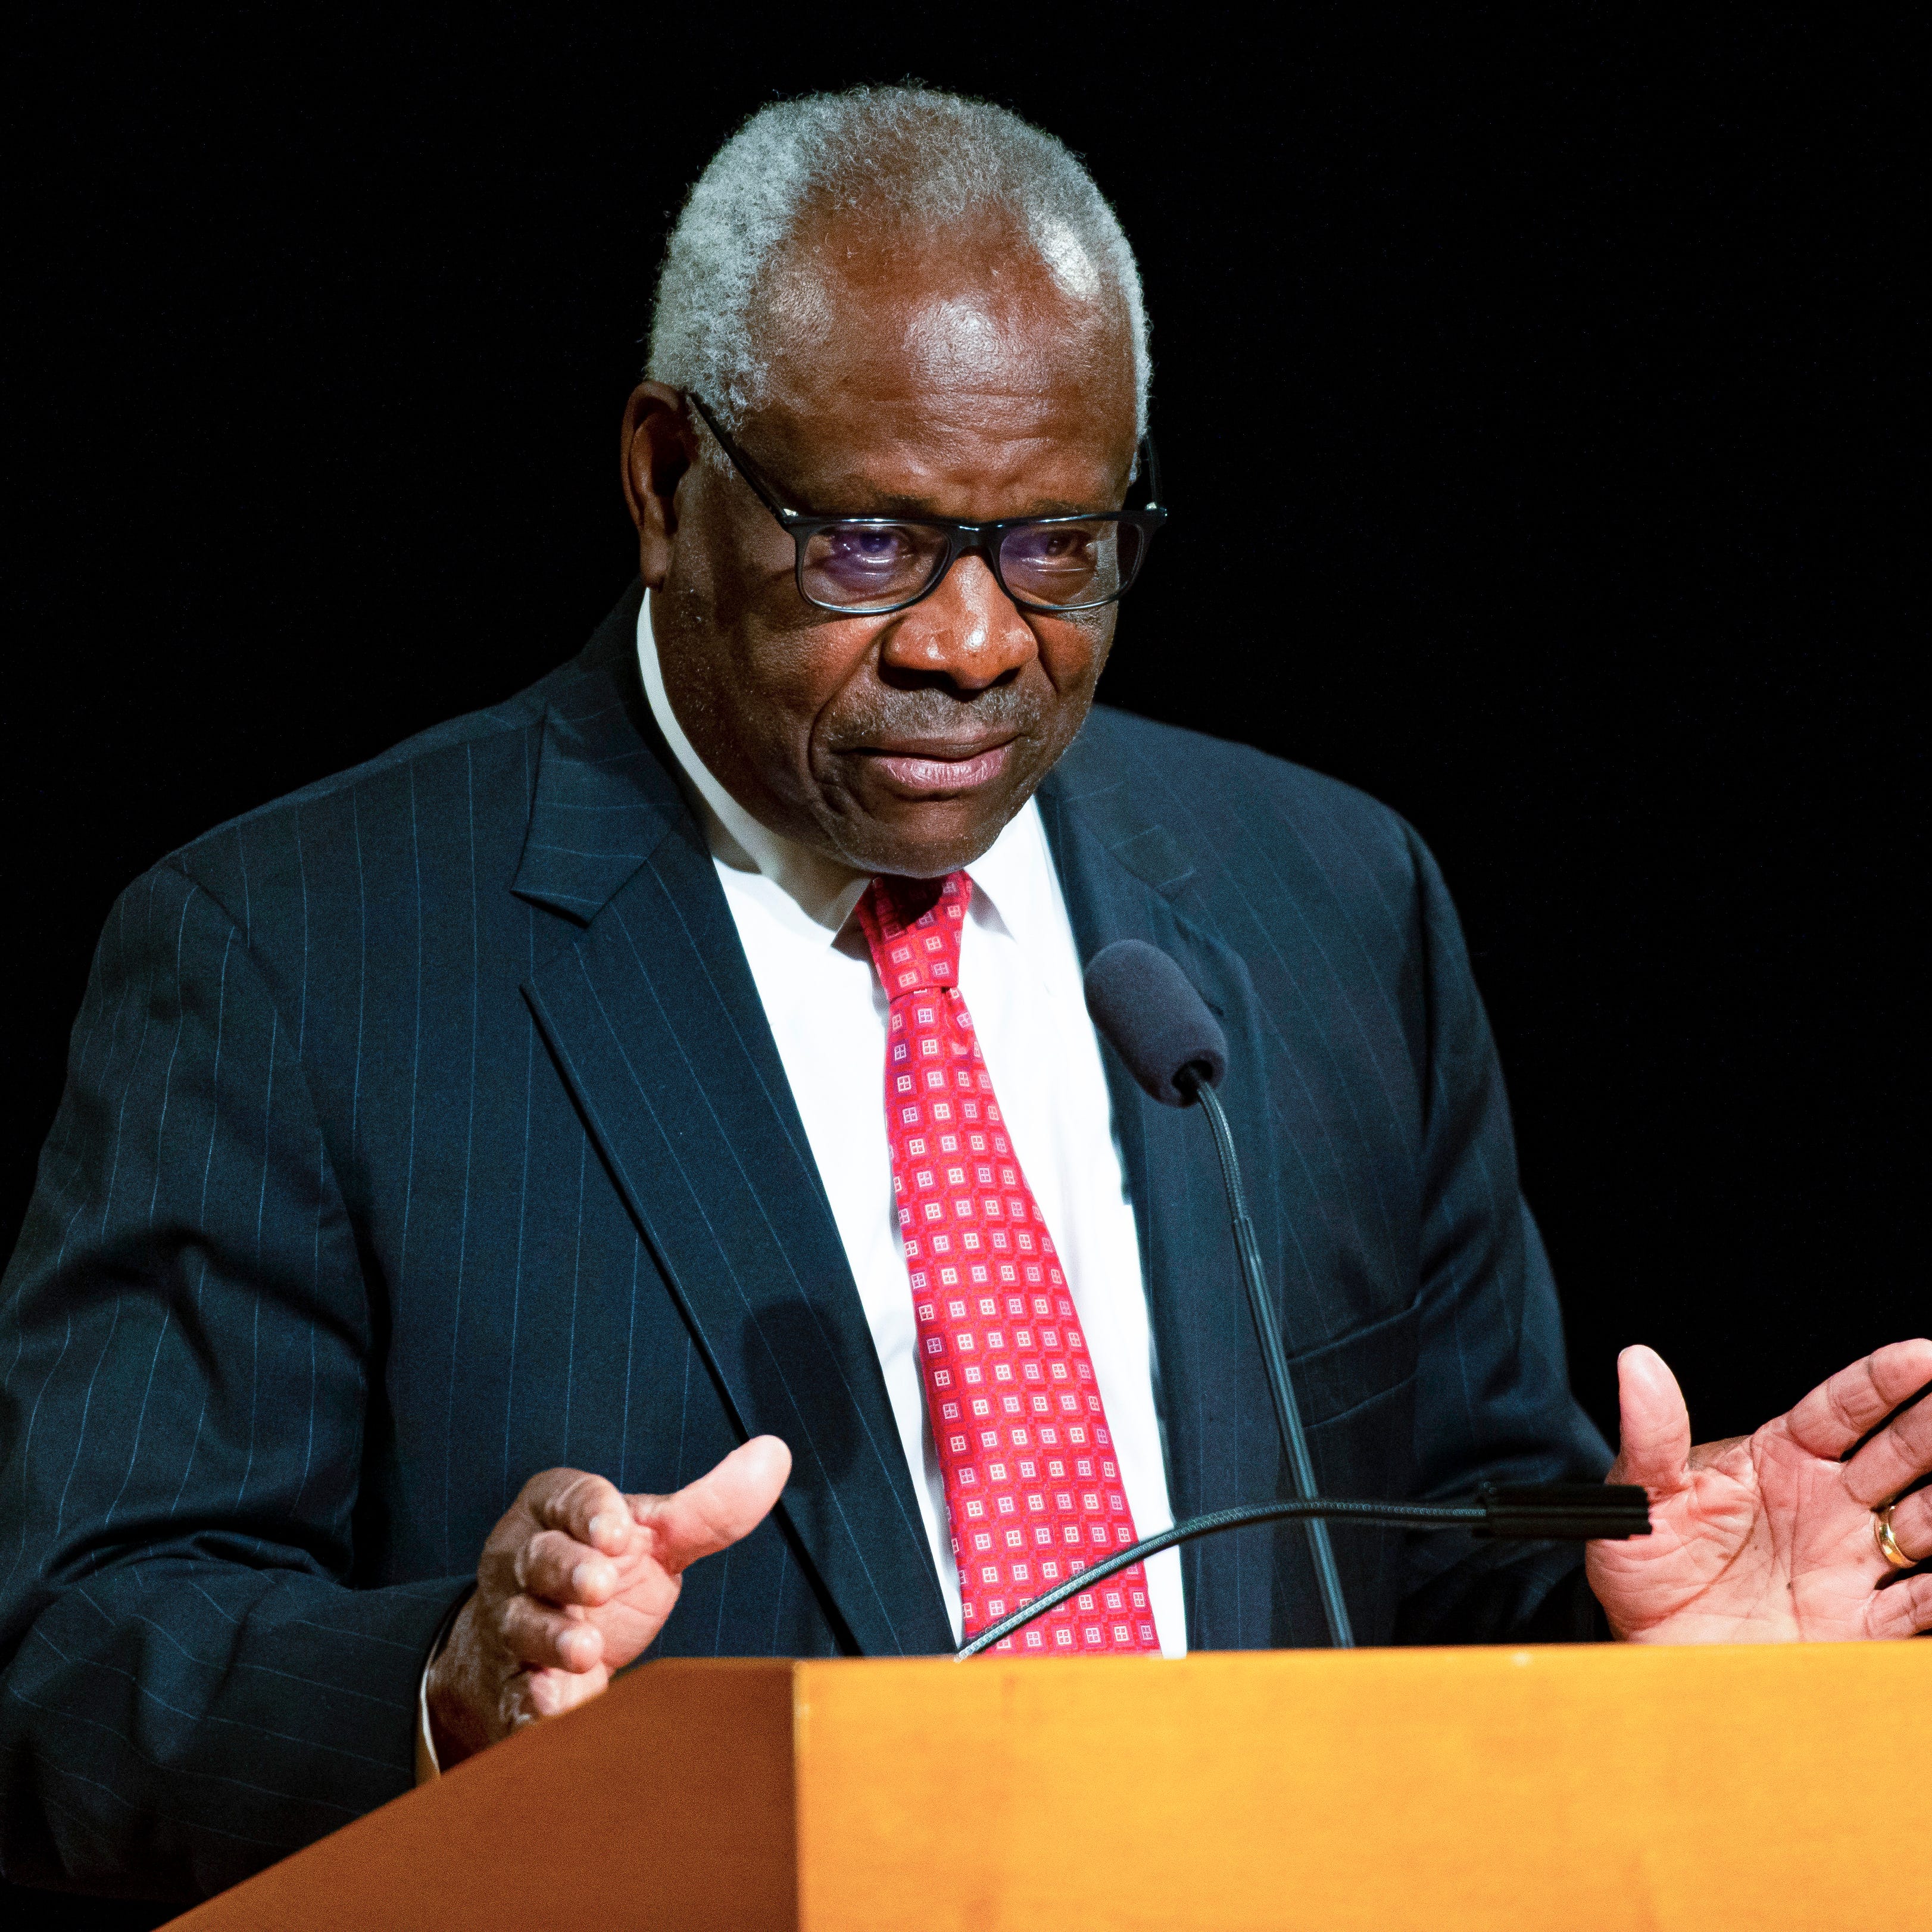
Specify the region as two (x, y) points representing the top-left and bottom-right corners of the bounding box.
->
(621, 383), (697, 588)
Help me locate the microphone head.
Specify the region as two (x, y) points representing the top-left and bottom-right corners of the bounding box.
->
(1082, 940), (1228, 1107)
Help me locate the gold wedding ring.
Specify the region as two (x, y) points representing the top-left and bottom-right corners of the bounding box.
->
(1874, 1503), (1914, 1571)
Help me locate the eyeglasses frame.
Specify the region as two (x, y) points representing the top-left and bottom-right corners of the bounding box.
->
(685, 391), (1168, 618)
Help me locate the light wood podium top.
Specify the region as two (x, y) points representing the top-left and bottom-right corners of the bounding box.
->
(167, 1640), (1926, 1931)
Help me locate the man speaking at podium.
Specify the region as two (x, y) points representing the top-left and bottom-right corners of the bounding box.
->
(2, 86), (1927, 1906)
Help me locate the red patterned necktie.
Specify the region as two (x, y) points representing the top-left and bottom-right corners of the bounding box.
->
(854, 870), (1160, 1656)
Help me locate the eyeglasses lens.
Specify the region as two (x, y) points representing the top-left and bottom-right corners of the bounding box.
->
(800, 523), (950, 613)
(997, 520), (1137, 608)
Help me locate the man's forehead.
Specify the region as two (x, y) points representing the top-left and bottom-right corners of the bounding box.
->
(750, 219), (1138, 482)
(747, 369), (1136, 520)
(904, 289), (1053, 389)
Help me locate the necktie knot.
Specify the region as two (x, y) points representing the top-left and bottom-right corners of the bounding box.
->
(856, 870), (971, 999)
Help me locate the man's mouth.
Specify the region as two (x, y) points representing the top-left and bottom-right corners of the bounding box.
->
(860, 740), (1013, 797)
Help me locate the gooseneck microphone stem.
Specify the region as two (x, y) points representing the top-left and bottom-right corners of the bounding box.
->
(1185, 1072), (1357, 1650)
(959, 1498), (1465, 1658)
(956, 1483), (1650, 1659)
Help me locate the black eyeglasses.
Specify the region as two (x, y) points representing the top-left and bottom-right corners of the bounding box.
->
(687, 393), (1168, 618)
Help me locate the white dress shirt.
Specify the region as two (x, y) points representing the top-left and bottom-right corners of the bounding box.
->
(637, 593), (1187, 1655)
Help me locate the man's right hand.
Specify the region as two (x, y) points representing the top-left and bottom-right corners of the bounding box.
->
(426, 1436), (792, 1766)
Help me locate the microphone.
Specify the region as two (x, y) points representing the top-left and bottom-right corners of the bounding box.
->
(1084, 940), (1357, 1647)
(1082, 938), (1228, 1104)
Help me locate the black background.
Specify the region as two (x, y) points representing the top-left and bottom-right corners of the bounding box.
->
(8, 6), (1919, 1488)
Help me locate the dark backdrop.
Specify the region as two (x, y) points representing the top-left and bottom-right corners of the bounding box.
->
(7, 7), (1918, 1508)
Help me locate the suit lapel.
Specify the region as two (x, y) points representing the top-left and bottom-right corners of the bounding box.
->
(513, 614), (953, 1658)
(1038, 725), (1331, 1650)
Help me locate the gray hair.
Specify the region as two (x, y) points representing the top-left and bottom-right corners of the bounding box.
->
(646, 85), (1150, 438)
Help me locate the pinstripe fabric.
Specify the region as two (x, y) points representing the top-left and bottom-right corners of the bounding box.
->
(1, 582), (1605, 1902)
(1038, 722), (1609, 1650)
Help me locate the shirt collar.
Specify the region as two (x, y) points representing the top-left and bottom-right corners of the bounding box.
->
(636, 591), (1053, 948)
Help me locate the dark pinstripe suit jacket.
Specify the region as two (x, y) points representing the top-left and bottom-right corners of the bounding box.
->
(1, 583), (1608, 1902)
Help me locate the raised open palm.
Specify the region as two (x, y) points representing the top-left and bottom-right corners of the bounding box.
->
(1586, 1340), (1932, 1642)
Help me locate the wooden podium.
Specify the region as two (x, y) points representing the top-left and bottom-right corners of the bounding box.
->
(166, 1642), (1925, 1931)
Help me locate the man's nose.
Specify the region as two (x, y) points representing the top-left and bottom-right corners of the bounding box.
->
(876, 554), (1037, 692)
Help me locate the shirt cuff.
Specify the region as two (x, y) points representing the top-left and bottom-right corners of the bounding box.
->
(415, 1654), (442, 1784)
(414, 1590), (473, 1785)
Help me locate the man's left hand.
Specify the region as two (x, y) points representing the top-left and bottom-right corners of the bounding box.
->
(1586, 1338), (1932, 1641)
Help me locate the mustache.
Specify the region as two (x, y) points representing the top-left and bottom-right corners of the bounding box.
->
(819, 682), (1045, 752)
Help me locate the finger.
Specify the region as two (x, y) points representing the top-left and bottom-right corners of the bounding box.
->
(516, 1528), (622, 1607)
(1611, 1346), (1692, 1492)
(631, 1435), (792, 1576)
(521, 1468), (635, 1558)
(1783, 1338), (1932, 1461)
(499, 1594), (607, 1674)
(1883, 1486), (1932, 1563)
(1842, 1387), (1932, 1510)
(1864, 1570), (1932, 1642)
(522, 1662), (611, 1721)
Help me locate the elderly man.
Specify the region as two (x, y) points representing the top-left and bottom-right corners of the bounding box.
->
(2, 85), (1927, 1908)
